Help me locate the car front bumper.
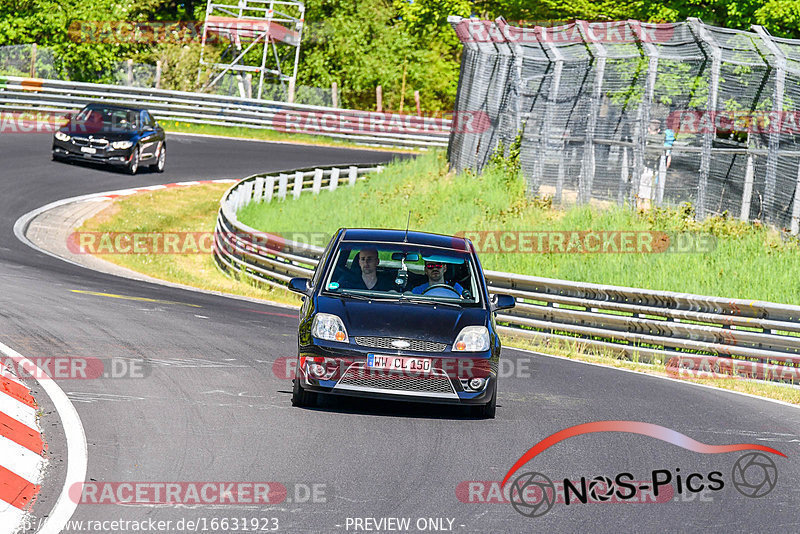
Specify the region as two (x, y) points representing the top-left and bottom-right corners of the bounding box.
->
(297, 340), (497, 405)
(52, 140), (133, 166)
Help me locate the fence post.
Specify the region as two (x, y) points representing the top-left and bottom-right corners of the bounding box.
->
(329, 167), (340, 191)
(656, 154), (667, 205)
(311, 168), (323, 194)
(791, 162), (800, 234)
(414, 90), (421, 116)
(331, 82), (339, 108)
(577, 22), (607, 205)
(752, 25), (786, 225)
(254, 176), (265, 202)
(376, 85), (383, 112)
(689, 19), (721, 219)
(348, 166), (358, 186)
(154, 60), (162, 89)
(740, 154), (754, 221)
(264, 176), (276, 203)
(537, 34), (564, 199)
(29, 44), (37, 77)
(288, 78), (296, 103)
(126, 59), (133, 86)
(294, 171), (305, 198)
(630, 20), (660, 209)
(277, 174), (288, 200)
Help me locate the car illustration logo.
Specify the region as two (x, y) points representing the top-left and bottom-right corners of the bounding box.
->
(391, 340), (411, 348)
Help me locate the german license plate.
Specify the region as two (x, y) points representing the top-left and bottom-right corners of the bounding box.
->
(81, 147), (96, 154)
(367, 354), (431, 374)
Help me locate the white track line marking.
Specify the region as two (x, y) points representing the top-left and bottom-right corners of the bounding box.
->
(0, 342), (87, 534)
(0, 435), (44, 483)
(0, 392), (37, 430)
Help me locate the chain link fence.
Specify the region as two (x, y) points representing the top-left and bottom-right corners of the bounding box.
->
(448, 17), (800, 233)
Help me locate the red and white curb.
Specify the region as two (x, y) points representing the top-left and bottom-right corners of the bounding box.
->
(83, 179), (238, 202)
(0, 361), (45, 533)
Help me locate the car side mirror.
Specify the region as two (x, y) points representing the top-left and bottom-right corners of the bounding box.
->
(491, 294), (515, 312)
(288, 277), (312, 296)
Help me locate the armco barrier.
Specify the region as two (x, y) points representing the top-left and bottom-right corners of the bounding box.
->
(214, 165), (800, 384)
(0, 76), (449, 149)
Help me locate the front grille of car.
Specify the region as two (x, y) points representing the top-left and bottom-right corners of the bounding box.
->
(72, 136), (88, 146)
(336, 366), (456, 394)
(89, 138), (109, 148)
(353, 336), (446, 353)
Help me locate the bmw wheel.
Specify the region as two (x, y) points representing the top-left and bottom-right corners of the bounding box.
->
(151, 143), (166, 173)
(127, 146), (140, 175)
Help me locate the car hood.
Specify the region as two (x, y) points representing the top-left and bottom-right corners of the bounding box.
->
(316, 296), (487, 343)
(58, 126), (138, 141)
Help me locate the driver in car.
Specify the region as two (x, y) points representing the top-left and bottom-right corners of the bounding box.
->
(411, 261), (463, 295)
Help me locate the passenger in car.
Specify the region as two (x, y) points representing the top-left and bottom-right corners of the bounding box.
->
(338, 248), (395, 291)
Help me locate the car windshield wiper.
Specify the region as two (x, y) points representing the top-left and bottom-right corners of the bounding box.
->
(397, 295), (462, 308)
(336, 292), (396, 302)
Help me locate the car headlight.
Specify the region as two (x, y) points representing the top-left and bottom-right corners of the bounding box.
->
(111, 140), (133, 150)
(453, 326), (490, 352)
(311, 313), (349, 343)
(55, 131), (71, 142)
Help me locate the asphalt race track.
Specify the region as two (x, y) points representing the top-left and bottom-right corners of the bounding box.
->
(1, 132), (799, 533)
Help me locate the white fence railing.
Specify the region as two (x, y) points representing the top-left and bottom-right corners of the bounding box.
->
(0, 75), (450, 149)
(213, 164), (800, 385)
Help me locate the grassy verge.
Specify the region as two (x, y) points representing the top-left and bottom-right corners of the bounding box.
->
(77, 183), (302, 307)
(238, 150), (800, 304)
(159, 120), (420, 154)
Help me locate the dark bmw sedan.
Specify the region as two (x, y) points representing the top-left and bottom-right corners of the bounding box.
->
(288, 228), (515, 418)
(52, 104), (166, 174)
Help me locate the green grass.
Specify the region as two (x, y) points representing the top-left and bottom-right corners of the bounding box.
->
(238, 150), (800, 304)
(78, 183), (302, 307)
(160, 120), (420, 153)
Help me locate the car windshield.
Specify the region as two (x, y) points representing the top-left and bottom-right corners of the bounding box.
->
(74, 106), (139, 131)
(322, 242), (481, 305)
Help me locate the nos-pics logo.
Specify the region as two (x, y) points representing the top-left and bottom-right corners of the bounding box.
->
(502, 421), (783, 518)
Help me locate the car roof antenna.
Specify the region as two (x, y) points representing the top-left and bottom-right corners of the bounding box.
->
(404, 211), (411, 242)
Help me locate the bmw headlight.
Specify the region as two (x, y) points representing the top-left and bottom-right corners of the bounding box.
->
(453, 326), (490, 352)
(111, 140), (133, 150)
(55, 131), (71, 142)
(311, 313), (349, 343)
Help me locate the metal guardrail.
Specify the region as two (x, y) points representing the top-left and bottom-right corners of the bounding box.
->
(214, 165), (800, 385)
(0, 76), (449, 149)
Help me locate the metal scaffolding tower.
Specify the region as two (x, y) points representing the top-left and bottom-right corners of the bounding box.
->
(200, 0), (305, 100)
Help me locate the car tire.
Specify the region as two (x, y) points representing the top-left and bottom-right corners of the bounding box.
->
(291, 376), (317, 407)
(473, 386), (496, 419)
(150, 143), (165, 173)
(127, 146), (140, 175)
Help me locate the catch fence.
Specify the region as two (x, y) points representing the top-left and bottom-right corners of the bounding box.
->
(448, 17), (800, 233)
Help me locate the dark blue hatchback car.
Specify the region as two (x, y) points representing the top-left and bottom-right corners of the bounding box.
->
(288, 228), (515, 418)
